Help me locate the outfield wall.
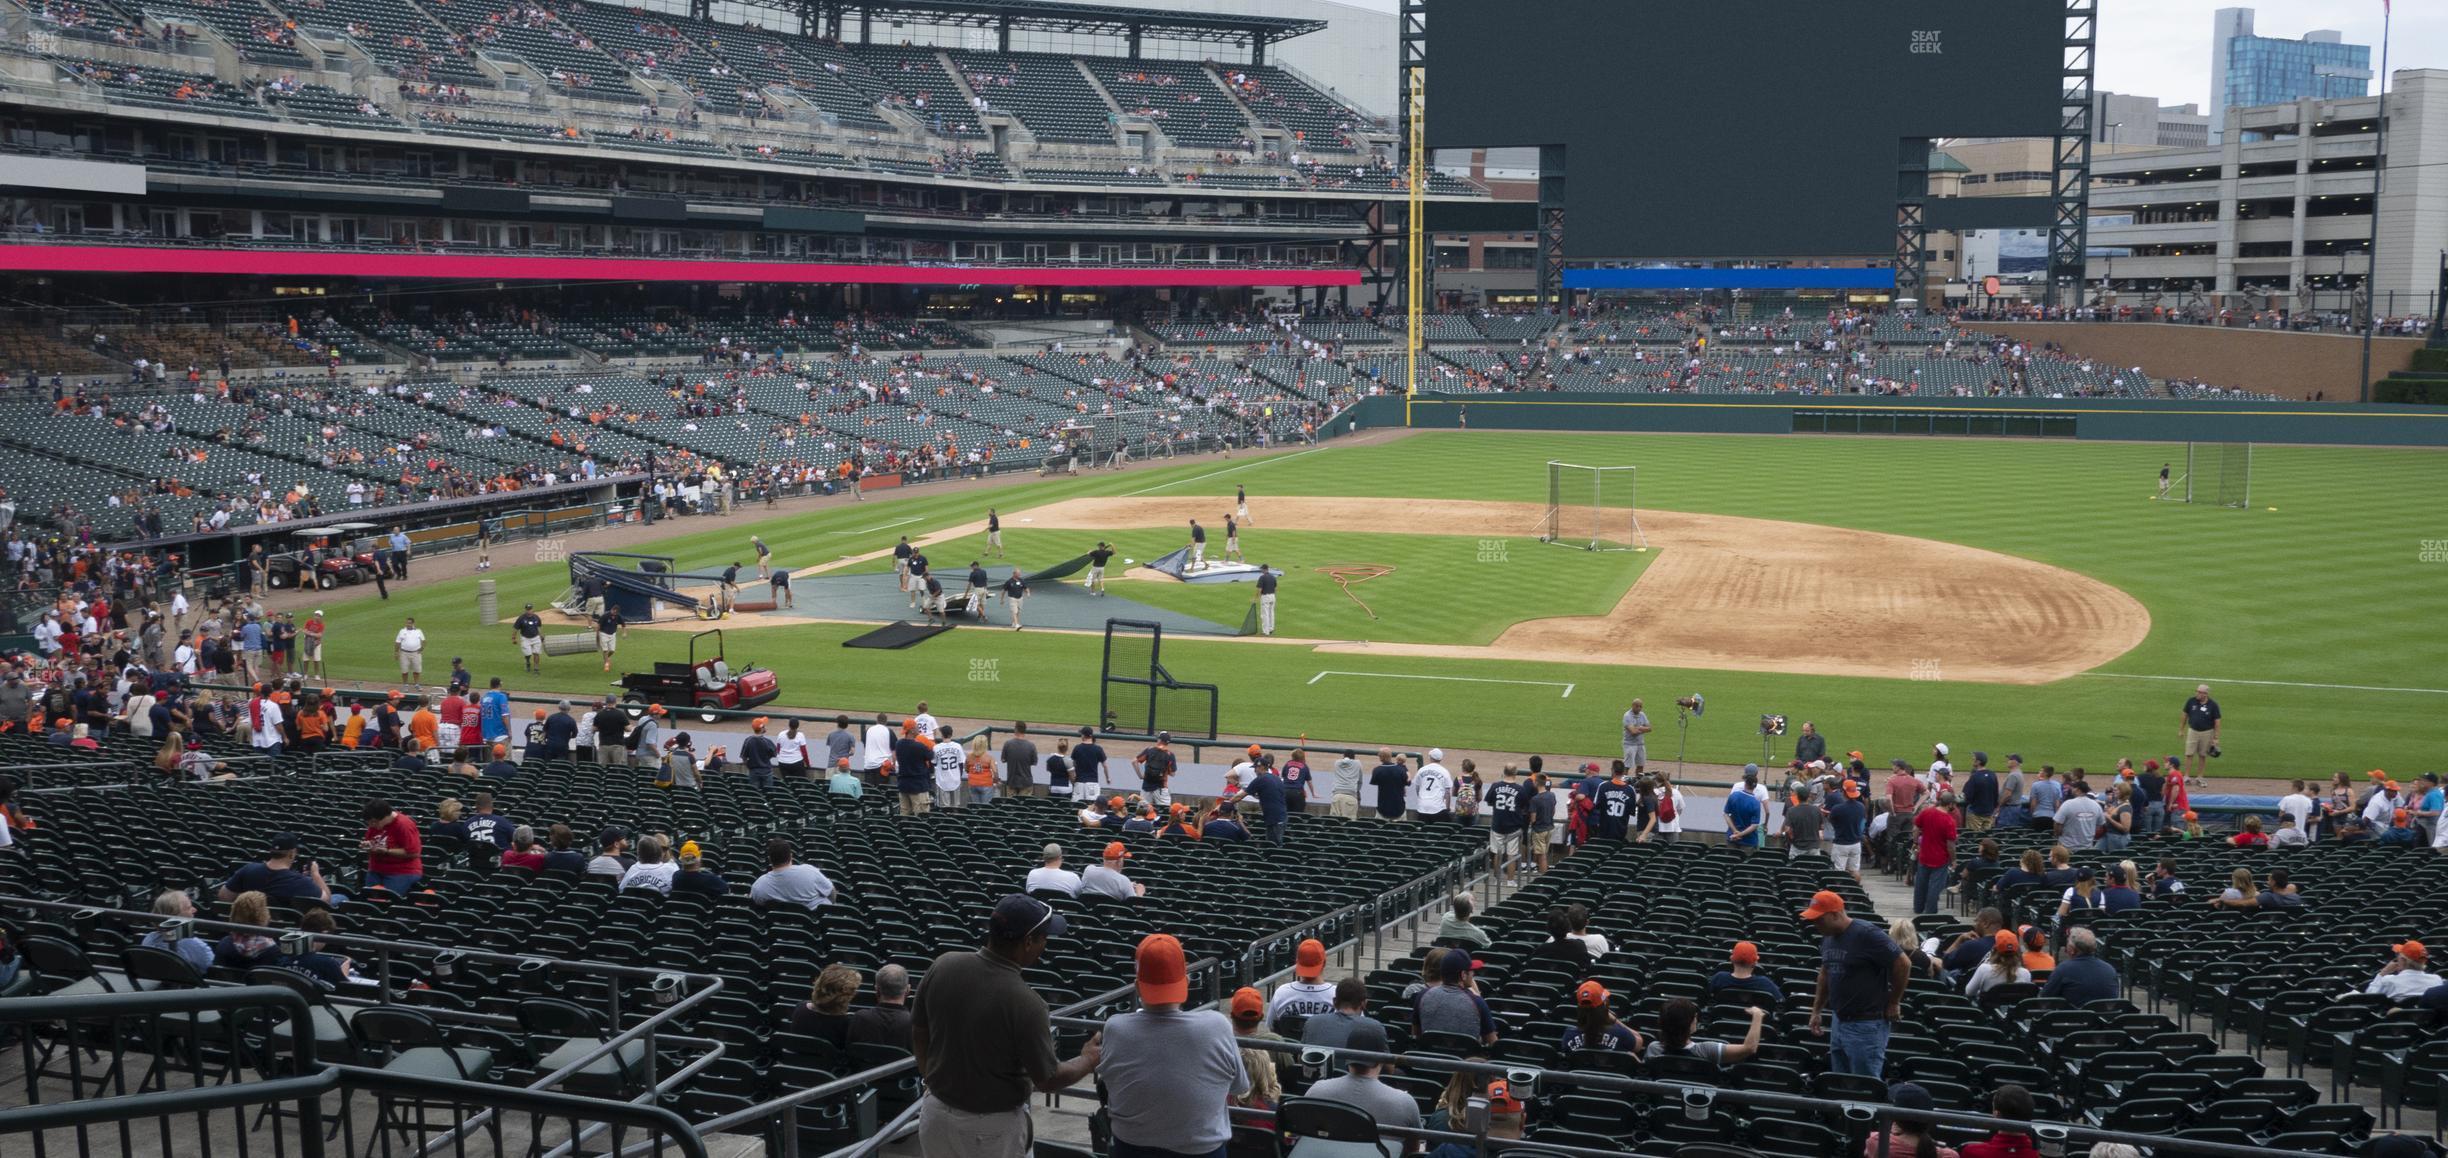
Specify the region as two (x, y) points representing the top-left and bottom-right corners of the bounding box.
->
(1975, 322), (2426, 402)
(1375, 393), (2448, 447)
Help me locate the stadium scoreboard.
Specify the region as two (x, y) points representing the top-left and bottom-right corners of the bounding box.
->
(1426, 0), (2068, 259)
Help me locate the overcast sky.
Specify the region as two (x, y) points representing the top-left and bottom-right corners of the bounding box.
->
(1326, 0), (2437, 111)
(2093, 0), (2436, 109)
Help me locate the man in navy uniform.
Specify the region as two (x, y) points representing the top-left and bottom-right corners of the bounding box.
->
(2181, 684), (2222, 778)
(1002, 570), (1028, 630)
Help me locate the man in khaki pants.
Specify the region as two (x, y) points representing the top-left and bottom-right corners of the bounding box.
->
(2181, 684), (2222, 778)
(1330, 749), (1364, 818)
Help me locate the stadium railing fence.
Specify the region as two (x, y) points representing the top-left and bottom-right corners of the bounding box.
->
(0, 894), (727, 1071)
(1039, 1031), (2342, 1158)
(0, 988), (711, 1158)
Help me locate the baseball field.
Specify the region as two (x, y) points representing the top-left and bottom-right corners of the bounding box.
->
(303, 431), (2448, 777)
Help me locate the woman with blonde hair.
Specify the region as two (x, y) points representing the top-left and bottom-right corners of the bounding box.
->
(215, 891), (281, 968)
(433, 798), (467, 842)
(964, 735), (995, 807)
(789, 963), (862, 1048)
(1890, 918), (1940, 978)
(2210, 867), (2261, 909)
(1963, 930), (2032, 999)
(154, 729), (187, 777)
(2057, 867), (2103, 920)
(1225, 987), (1284, 1116)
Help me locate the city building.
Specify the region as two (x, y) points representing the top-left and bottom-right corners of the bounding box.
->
(2097, 92), (2211, 149)
(2209, 8), (2370, 139)
(1928, 138), (2167, 289)
(2082, 70), (2445, 318)
(1420, 148), (1539, 307)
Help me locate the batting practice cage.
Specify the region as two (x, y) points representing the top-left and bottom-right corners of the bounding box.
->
(1099, 619), (1219, 739)
(1089, 409), (1176, 467)
(1542, 461), (1649, 551)
(2184, 442), (2253, 508)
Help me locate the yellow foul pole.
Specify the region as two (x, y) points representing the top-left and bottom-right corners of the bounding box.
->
(1405, 64), (1425, 423)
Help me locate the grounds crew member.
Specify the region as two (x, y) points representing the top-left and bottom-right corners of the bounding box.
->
(1003, 569), (1028, 630)
(518, 599), (553, 670)
(1087, 541), (1114, 596)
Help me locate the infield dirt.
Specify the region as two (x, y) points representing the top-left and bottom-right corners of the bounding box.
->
(1008, 496), (2150, 685)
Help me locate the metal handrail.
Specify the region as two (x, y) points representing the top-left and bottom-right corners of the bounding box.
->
(0, 1071), (339, 1135)
(0, 982), (319, 1072)
(536, 1045), (733, 1158)
(0, 895), (723, 1071)
(338, 1062), (711, 1158)
(2, 892), (727, 1156)
(660, 853), (1475, 1155)
(664, 966), (1162, 1148)
(1035, 1031), (2334, 1158)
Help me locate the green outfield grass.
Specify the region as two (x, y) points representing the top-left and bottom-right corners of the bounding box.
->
(835, 526), (1653, 645)
(309, 433), (2448, 779)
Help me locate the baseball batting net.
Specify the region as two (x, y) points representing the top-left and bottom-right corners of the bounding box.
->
(1543, 461), (1648, 551)
(1099, 619), (1219, 740)
(2185, 442), (2252, 509)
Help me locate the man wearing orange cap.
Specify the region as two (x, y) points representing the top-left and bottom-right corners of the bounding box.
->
(912, 894), (1102, 1158)
(1099, 933), (1248, 1158)
(892, 723), (935, 814)
(1080, 841), (1144, 898)
(2369, 941), (2442, 1002)
(1230, 753), (1280, 843)
(740, 717), (779, 791)
(1800, 889), (1906, 1077)
(1827, 780), (1867, 880)
(1707, 941), (1786, 1004)
(1265, 938), (1337, 1030)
